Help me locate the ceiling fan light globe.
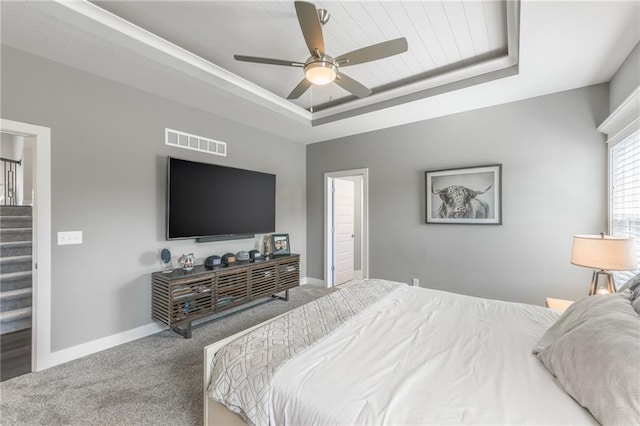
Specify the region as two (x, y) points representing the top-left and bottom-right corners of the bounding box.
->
(304, 61), (337, 85)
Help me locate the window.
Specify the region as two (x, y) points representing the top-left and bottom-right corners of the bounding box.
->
(610, 129), (640, 287)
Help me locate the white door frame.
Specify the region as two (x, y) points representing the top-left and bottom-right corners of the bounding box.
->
(1, 118), (52, 372)
(324, 169), (369, 287)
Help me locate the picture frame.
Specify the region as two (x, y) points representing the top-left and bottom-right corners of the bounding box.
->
(272, 233), (291, 256)
(425, 164), (502, 225)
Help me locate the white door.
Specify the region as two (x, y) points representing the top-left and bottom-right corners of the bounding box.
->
(333, 178), (355, 285)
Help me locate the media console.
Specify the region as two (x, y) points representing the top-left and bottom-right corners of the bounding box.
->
(151, 254), (300, 338)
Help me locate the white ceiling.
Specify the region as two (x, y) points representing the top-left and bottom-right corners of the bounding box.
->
(0, 1), (639, 145)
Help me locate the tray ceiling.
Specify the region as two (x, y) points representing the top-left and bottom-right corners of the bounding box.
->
(90, 0), (518, 123)
(1, 1), (637, 143)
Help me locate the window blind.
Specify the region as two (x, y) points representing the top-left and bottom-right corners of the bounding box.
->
(610, 129), (640, 287)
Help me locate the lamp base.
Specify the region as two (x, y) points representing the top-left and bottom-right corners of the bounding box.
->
(588, 270), (615, 295)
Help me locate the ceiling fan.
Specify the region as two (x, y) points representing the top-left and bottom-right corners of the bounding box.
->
(234, 1), (408, 100)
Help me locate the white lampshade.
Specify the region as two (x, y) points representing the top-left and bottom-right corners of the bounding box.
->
(571, 234), (638, 271)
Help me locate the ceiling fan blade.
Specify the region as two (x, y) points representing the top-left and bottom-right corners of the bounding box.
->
(295, 1), (325, 57)
(335, 38), (408, 67)
(335, 73), (372, 98)
(287, 78), (313, 99)
(234, 55), (304, 67)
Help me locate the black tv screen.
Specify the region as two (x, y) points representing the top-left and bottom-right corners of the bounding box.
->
(167, 157), (276, 240)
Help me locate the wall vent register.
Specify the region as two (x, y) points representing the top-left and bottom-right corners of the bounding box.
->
(165, 128), (227, 157)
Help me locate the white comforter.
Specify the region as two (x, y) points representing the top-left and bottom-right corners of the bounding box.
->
(269, 285), (597, 425)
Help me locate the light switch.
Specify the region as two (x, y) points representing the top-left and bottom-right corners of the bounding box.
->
(58, 231), (83, 245)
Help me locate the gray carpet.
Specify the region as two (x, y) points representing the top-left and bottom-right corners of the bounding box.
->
(0, 285), (336, 426)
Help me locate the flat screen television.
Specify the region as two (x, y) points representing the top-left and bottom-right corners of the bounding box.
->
(167, 157), (276, 240)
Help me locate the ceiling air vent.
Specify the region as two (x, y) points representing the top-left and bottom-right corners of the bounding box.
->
(165, 128), (227, 157)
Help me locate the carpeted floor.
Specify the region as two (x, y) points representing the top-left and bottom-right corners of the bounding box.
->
(0, 285), (336, 426)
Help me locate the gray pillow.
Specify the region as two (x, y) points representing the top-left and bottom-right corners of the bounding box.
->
(618, 272), (640, 315)
(617, 272), (640, 293)
(532, 290), (633, 355)
(535, 292), (640, 425)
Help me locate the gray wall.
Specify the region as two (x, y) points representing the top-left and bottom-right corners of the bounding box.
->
(307, 85), (609, 305)
(609, 41), (639, 112)
(1, 46), (306, 351)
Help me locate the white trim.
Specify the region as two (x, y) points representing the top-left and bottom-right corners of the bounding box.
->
(598, 86), (640, 146)
(0, 118), (51, 373)
(40, 322), (164, 370)
(301, 277), (325, 287)
(324, 169), (369, 288)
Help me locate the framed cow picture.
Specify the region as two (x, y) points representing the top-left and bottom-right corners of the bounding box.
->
(425, 164), (502, 225)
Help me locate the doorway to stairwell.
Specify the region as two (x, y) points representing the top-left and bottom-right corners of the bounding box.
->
(0, 131), (35, 380)
(0, 119), (52, 379)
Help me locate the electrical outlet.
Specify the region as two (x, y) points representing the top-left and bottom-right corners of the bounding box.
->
(411, 278), (419, 287)
(58, 231), (83, 245)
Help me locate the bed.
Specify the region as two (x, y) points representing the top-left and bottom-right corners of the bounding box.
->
(203, 279), (640, 425)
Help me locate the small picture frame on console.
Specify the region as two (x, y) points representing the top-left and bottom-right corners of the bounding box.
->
(272, 233), (290, 256)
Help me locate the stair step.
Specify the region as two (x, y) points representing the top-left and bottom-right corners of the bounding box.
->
(0, 288), (32, 312)
(0, 228), (32, 242)
(0, 288), (32, 301)
(0, 256), (32, 274)
(0, 307), (32, 336)
(0, 241), (32, 257)
(0, 317), (32, 334)
(0, 271), (32, 291)
(0, 206), (32, 217)
(0, 216), (32, 229)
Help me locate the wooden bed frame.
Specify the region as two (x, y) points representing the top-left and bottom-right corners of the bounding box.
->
(203, 313), (288, 426)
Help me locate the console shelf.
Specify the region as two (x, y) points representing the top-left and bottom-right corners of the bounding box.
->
(151, 254), (300, 338)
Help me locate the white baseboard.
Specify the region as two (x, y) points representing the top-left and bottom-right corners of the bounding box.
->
(38, 322), (164, 371)
(301, 276), (326, 287)
(38, 277), (327, 370)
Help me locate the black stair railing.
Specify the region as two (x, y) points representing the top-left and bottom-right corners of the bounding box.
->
(1, 157), (21, 206)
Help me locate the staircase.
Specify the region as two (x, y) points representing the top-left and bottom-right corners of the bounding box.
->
(0, 206), (33, 335)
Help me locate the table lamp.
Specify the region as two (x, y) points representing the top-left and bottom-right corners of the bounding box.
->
(571, 233), (637, 295)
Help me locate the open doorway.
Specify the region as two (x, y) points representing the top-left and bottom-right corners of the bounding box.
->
(324, 169), (368, 287)
(0, 119), (52, 377)
(0, 132), (35, 380)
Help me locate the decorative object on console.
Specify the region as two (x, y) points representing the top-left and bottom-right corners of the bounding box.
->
(425, 164), (502, 225)
(221, 253), (236, 265)
(160, 248), (173, 273)
(179, 253), (195, 271)
(571, 233), (637, 295)
(272, 233), (290, 256)
(236, 251), (250, 262)
(263, 234), (273, 256)
(249, 249), (262, 261)
(204, 255), (221, 269)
